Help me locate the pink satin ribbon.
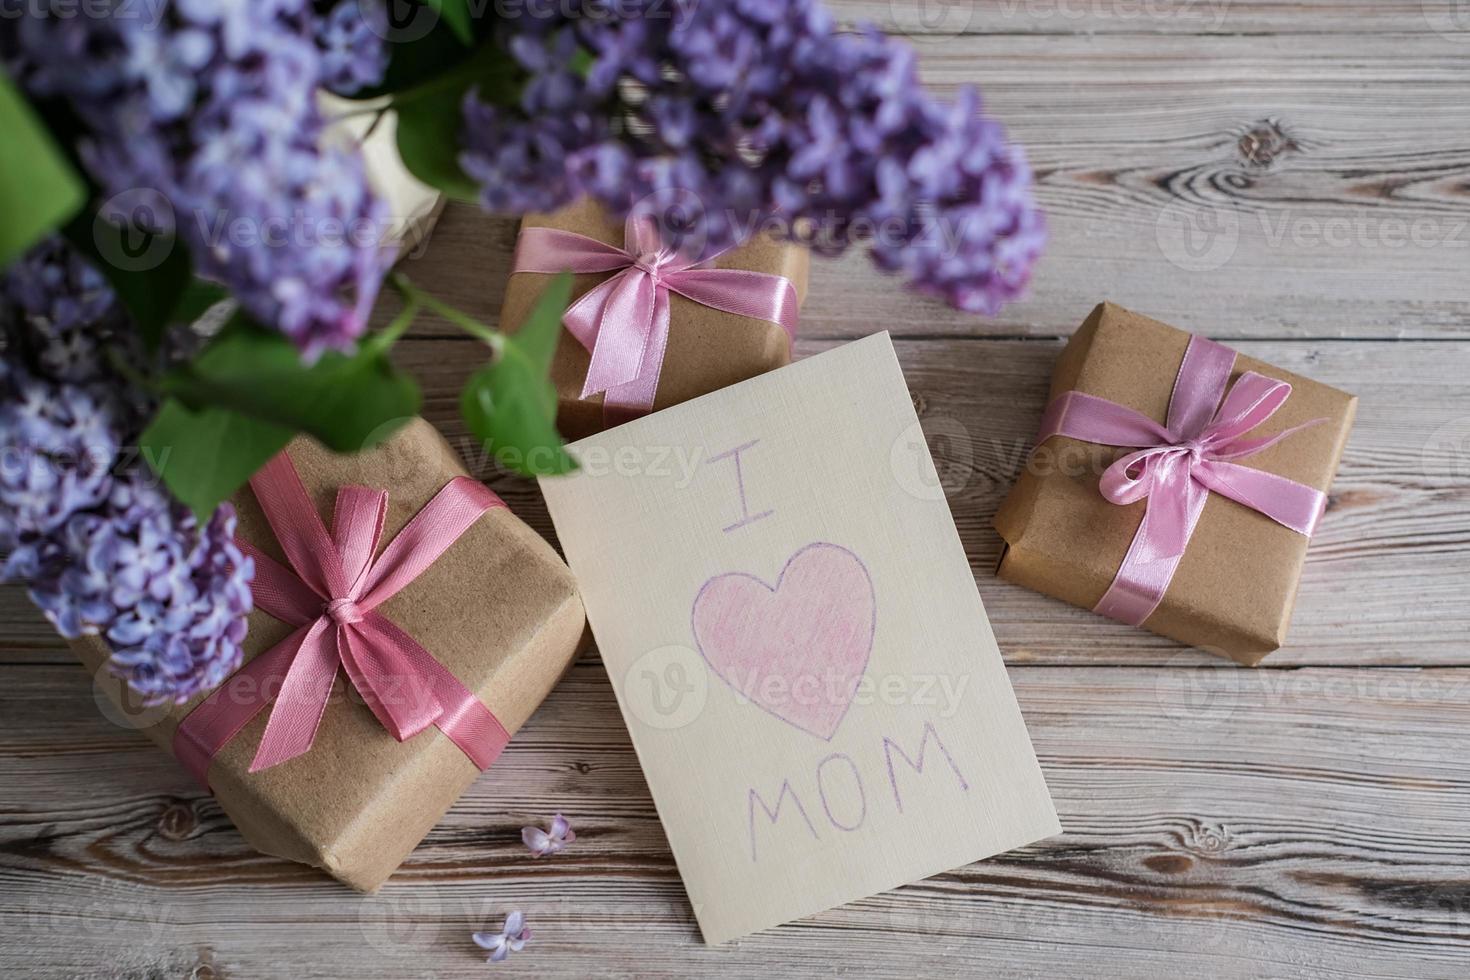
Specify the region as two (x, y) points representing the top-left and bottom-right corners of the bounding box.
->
(1035, 335), (1328, 626)
(512, 212), (800, 424)
(173, 452), (511, 788)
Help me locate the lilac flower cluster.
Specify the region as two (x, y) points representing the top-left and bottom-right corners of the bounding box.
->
(461, 0), (1045, 313)
(1, 240), (253, 704)
(316, 0), (392, 97)
(4, 0), (393, 358)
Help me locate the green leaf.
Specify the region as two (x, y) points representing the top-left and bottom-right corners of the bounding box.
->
(395, 85), (482, 204)
(160, 313), (421, 453)
(460, 274), (575, 477)
(63, 210), (194, 351)
(0, 69), (86, 269)
(516, 273), (570, 380)
(141, 400), (294, 521)
(393, 46), (516, 203)
(425, 0), (474, 45)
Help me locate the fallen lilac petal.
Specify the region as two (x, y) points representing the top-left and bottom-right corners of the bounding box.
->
(522, 826), (552, 857)
(521, 813), (575, 857)
(550, 813), (574, 841)
(472, 912), (531, 964)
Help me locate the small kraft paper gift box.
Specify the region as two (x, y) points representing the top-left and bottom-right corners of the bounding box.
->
(73, 418), (585, 890)
(500, 197), (810, 439)
(994, 303), (1356, 665)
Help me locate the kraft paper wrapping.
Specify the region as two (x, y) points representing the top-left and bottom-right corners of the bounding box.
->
(500, 198), (811, 439)
(72, 419), (586, 891)
(993, 303), (1357, 665)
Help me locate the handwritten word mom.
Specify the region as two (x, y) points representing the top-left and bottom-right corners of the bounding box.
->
(747, 722), (970, 862)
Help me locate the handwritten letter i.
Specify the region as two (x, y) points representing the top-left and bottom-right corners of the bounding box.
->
(711, 439), (773, 533)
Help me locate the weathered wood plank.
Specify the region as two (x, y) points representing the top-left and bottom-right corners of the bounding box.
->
(7, 334), (1466, 667)
(390, 34), (1470, 343)
(0, 662), (1467, 978)
(828, 0), (1470, 36)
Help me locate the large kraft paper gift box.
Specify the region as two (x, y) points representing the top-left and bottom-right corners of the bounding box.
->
(72, 418), (586, 890)
(993, 303), (1356, 665)
(500, 197), (810, 439)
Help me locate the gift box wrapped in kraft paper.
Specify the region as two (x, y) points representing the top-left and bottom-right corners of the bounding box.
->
(993, 303), (1356, 665)
(500, 198), (809, 439)
(72, 419), (585, 890)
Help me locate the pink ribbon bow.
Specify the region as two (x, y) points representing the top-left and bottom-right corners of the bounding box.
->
(1035, 335), (1328, 626)
(174, 452), (511, 787)
(512, 212), (800, 423)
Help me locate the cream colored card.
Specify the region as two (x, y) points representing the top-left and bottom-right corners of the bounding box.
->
(539, 333), (1060, 944)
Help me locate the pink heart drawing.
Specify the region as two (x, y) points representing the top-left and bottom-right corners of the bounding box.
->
(691, 542), (876, 740)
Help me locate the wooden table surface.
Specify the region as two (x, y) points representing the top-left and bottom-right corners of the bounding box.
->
(4, 4), (1470, 977)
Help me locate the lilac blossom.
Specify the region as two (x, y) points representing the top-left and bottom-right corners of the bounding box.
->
(5, 0), (393, 358)
(460, 0), (1045, 314)
(521, 814), (575, 857)
(1, 239), (253, 704)
(472, 912), (532, 964)
(315, 0), (391, 96)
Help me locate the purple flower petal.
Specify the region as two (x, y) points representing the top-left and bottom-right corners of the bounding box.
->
(522, 826), (552, 857)
(472, 911), (530, 963)
(522, 814), (574, 857)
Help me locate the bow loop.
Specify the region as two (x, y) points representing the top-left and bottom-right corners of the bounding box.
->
(1199, 371), (1294, 447)
(512, 217), (800, 421)
(331, 485), (388, 596)
(249, 453), (343, 599)
(1099, 445), (1179, 506)
(570, 267), (663, 398)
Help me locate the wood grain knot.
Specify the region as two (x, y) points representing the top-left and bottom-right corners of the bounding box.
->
(1188, 822), (1230, 853)
(189, 948), (224, 980)
(158, 802), (199, 841)
(1238, 119), (1299, 170)
(1143, 854), (1195, 875)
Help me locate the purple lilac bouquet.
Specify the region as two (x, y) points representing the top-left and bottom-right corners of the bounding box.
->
(461, 0), (1044, 313)
(4, 0), (393, 358)
(1, 0), (1042, 703)
(0, 239), (253, 702)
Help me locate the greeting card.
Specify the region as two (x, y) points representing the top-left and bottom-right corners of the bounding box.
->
(540, 333), (1059, 944)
